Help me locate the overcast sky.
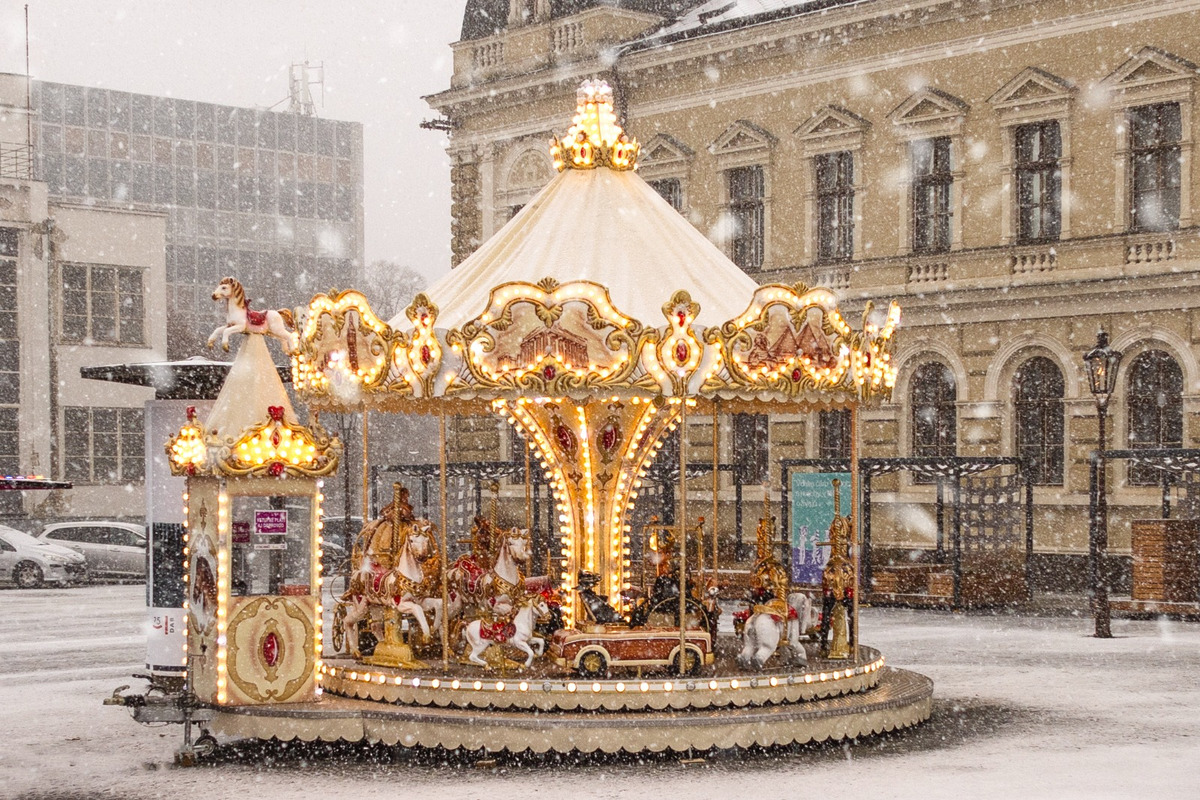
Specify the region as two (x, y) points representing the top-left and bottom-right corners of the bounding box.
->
(0, 1), (468, 284)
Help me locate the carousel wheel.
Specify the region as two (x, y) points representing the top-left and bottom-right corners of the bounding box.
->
(331, 604), (347, 653)
(193, 733), (218, 758)
(674, 646), (701, 677)
(577, 650), (608, 678)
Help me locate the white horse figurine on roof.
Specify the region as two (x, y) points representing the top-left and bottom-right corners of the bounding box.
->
(208, 276), (296, 353)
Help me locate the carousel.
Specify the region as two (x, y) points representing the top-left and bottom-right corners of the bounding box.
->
(143, 80), (931, 756)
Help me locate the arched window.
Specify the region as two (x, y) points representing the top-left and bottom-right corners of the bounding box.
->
(1014, 356), (1064, 484)
(1127, 349), (1184, 485)
(911, 363), (956, 482)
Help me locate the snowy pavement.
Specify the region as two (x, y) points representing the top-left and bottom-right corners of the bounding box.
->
(1, 585), (1198, 799)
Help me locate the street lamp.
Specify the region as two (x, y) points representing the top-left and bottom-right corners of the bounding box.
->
(1083, 330), (1122, 638)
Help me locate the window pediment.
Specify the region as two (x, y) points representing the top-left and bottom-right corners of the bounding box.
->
(639, 133), (694, 173)
(709, 120), (776, 156)
(990, 68), (1074, 126)
(888, 88), (968, 137)
(1102, 46), (1198, 104)
(794, 105), (870, 155)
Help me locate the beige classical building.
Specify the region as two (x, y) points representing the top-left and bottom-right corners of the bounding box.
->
(428, 0), (1200, 587)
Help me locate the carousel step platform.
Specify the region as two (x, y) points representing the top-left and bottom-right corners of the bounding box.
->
(208, 665), (933, 753)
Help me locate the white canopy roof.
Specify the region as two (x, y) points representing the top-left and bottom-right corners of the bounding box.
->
(389, 167), (761, 331)
(205, 334), (297, 438)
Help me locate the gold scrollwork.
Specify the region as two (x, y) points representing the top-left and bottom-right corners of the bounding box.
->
(226, 597), (315, 704)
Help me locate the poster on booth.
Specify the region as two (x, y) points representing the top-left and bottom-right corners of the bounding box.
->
(146, 607), (186, 672)
(253, 509), (288, 550)
(790, 472), (850, 585)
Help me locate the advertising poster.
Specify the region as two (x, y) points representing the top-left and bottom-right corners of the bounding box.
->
(790, 472), (850, 585)
(253, 509), (288, 550)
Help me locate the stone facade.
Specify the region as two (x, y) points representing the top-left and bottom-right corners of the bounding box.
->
(428, 0), (1200, 579)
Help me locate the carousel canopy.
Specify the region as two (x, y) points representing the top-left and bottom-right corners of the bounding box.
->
(388, 167), (760, 332)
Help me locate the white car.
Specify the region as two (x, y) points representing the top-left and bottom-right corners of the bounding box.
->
(38, 521), (147, 580)
(0, 526), (89, 588)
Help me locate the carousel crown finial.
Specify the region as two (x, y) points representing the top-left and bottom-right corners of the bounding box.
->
(550, 79), (639, 172)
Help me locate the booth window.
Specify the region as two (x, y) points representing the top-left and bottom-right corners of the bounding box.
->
(910, 362), (956, 482)
(228, 495), (313, 597)
(1015, 121), (1062, 243)
(63, 406), (144, 483)
(1014, 356), (1064, 484)
(727, 165), (764, 272)
(816, 150), (854, 262)
(912, 137), (953, 253)
(649, 177), (683, 212)
(1127, 349), (1183, 486)
(61, 263), (145, 345)
(818, 408), (852, 460)
(1129, 102), (1182, 232)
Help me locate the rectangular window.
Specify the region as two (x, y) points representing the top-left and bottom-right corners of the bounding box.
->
(818, 409), (852, 461)
(60, 264), (145, 345)
(1015, 121), (1062, 243)
(912, 137), (953, 253)
(816, 150), (854, 262)
(0, 231), (19, 415)
(733, 413), (769, 485)
(649, 177), (683, 212)
(727, 165), (764, 272)
(1129, 102), (1182, 233)
(63, 406), (144, 484)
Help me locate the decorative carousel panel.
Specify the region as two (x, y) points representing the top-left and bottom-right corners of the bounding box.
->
(223, 595), (317, 705)
(293, 289), (400, 405)
(216, 406), (341, 478)
(185, 479), (221, 703)
(703, 283), (899, 402)
(446, 279), (656, 397)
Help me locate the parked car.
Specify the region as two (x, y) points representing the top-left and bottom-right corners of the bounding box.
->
(0, 525), (89, 588)
(38, 521), (147, 580)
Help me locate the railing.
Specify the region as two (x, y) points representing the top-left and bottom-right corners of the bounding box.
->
(0, 142), (33, 181)
(1010, 248), (1057, 274)
(472, 41), (504, 70)
(552, 21), (583, 55)
(813, 265), (851, 290)
(907, 261), (948, 284)
(1126, 236), (1176, 265)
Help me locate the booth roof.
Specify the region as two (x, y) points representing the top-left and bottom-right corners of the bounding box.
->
(386, 167), (761, 331)
(205, 334), (298, 437)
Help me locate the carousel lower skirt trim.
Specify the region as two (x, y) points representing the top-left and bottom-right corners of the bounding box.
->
(207, 667), (932, 754)
(318, 648), (885, 712)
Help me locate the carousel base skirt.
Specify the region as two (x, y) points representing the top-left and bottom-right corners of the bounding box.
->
(208, 666), (933, 754)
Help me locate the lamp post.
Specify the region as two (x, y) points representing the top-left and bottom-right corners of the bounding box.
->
(1083, 330), (1122, 639)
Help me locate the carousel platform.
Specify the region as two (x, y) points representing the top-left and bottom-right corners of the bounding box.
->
(207, 645), (932, 753)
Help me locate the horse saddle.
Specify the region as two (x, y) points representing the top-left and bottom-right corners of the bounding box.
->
(246, 306), (268, 327)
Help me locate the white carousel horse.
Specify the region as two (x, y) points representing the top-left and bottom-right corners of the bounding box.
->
(447, 526), (532, 624)
(462, 594), (550, 668)
(207, 276), (296, 353)
(737, 591), (815, 669)
(379, 520), (442, 641)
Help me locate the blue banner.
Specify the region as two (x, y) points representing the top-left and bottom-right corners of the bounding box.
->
(790, 472), (850, 585)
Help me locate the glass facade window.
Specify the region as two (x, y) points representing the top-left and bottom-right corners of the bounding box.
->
(1127, 350), (1184, 485)
(61, 264), (145, 345)
(816, 150), (854, 262)
(1129, 102), (1182, 233)
(1014, 356), (1064, 485)
(727, 165), (764, 272)
(0, 229), (19, 412)
(63, 406), (144, 484)
(818, 409), (852, 460)
(1015, 121), (1062, 243)
(912, 137), (953, 253)
(733, 413), (769, 485)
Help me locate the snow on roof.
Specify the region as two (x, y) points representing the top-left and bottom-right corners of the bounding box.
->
(638, 0), (862, 43)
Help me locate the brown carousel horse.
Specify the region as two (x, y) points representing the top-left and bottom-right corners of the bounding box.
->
(207, 276), (296, 353)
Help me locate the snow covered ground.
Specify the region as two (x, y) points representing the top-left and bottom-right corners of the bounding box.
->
(2, 585), (1198, 799)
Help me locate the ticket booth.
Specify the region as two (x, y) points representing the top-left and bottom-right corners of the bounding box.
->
(167, 334), (340, 706)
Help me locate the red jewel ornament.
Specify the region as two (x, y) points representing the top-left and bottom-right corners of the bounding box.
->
(267, 406), (285, 422)
(600, 423), (619, 453)
(555, 424), (577, 455)
(674, 341), (689, 365)
(268, 461), (285, 477)
(261, 631), (280, 667)
(543, 364), (557, 380)
(677, 310), (686, 327)
(420, 344), (432, 365)
(792, 369), (802, 382)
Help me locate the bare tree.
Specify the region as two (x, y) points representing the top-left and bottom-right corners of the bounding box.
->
(361, 260), (426, 318)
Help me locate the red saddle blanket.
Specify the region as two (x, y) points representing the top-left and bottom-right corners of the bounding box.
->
(478, 620), (516, 643)
(246, 306), (267, 327)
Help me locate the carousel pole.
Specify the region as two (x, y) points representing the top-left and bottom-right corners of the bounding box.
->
(524, 440), (533, 531)
(849, 401), (860, 660)
(678, 399), (688, 676)
(361, 408), (370, 522)
(711, 401), (720, 580)
(439, 411), (450, 670)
